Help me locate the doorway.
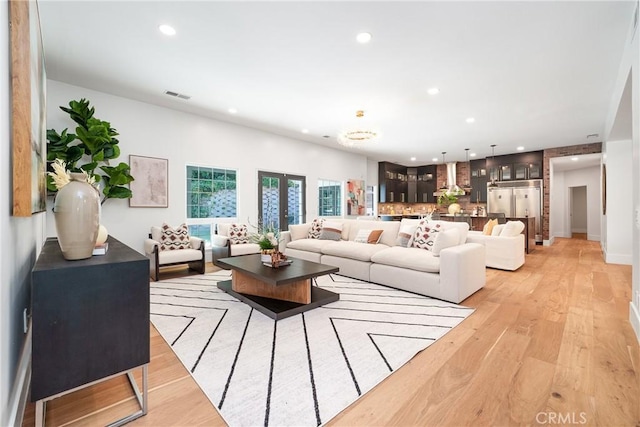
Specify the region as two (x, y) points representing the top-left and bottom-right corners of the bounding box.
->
(258, 171), (306, 232)
(570, 185), (587, 239)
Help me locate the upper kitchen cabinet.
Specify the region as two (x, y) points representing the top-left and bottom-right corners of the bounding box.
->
(485, 151), (543, 182)
(416, 165), (437, 203)
(378, 162), (408, 203)
(470, 159), (487, 203)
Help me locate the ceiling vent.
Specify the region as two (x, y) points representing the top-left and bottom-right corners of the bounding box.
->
(164, 90), (191, 100)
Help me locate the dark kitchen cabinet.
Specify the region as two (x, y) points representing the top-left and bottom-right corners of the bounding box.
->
(378, 162), (408, 203)
(416, 165), (437, 203)
(486, 151), (543, 182)
(470, 159), (488, 203)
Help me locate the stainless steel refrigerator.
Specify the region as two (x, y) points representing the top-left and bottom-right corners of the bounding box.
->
(487, 179), (543, 242)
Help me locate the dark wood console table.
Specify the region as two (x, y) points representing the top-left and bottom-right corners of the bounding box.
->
(31, 237), (150, 426)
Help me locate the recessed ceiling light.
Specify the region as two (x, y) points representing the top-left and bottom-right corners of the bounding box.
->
(571, 157), (579, 161)
(470, 153), (476, 157)
(427, 87), (440, 95)
(410, 157), (416, 162)
(517, 146), (524, 151)
(158, 24), (176, 36)
(228, 107), (238, 114)
(301, 129), (309, 134)
(466, 117), (475, 123)
(432, 157), (439, 162)
(356, 32), (372, 44)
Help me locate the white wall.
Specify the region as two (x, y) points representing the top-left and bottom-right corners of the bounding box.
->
(1, 1), (47, 424)
(46, 80), (369, 254)
(549, 164), (601, 241)
(603, 0), (639, 342)
(570, 186), (587, 233)
(604, 139), (633, 264)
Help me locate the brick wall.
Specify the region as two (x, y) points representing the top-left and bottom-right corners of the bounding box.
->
(436, 162), (471, 188)
(542, 142), (602, 241)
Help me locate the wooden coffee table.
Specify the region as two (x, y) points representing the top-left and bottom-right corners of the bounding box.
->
(214, 254), (340, 320)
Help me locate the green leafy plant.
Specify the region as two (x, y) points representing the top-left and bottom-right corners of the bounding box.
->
(437, 192), (458, 206)
(47, 98), (134, 202)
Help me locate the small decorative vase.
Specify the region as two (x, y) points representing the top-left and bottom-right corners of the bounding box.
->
(53, 172), (100, 260)
(261, 249), (275, 263)
(448, 203), (462, 215)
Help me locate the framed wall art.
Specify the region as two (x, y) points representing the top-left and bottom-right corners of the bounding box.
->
(129, 155), (169, 208)
(11, 0), (47, 216)
(346, 179), (365, 216)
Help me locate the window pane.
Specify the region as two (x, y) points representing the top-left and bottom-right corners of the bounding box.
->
(188, 224), (211, 246)
(186, 165), (237, 220)
(318, 179), (341, 216)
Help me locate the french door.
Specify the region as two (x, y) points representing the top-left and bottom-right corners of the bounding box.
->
(258, 171), (306, 232)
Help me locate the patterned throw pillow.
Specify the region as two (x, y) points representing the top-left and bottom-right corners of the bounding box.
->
(160, 223), (191, 251)
(228, 223), (249, 245)
(411, 220), (443, 251)
(308, 218), (325, 239)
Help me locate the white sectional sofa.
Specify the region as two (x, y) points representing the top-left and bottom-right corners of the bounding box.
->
(465, 221), (526, 271)
(281, 218), (486, 304)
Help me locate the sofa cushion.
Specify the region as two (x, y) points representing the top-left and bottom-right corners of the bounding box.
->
(491, 224), (505, 236)
(371, 247), (440, 273)
(289, 223), (310, 241)
(432, 228), (460, 257)
(411, 221), (443, 251)
(501, 220), (525, 237)
(160, 223), (191, 251)
(322, 241), (390, 262)
(230, 243), (261, 256)
(287, 238), (336, 254)
(228, 223), (249, 244)
(158, 248), (203, 263)
(308, 218), (324, 239)
(319, 221), (342, 241)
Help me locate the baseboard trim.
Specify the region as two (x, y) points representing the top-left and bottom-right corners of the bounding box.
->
(543, 236), (555, 246)
(605, 252), (632, 265)
(5, 326), (31, 427)
(630, 302), (640, 344)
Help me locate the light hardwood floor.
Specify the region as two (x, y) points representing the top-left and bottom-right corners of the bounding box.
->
(23, 237), (640, 426)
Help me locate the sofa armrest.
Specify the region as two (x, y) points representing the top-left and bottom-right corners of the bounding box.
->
(280, 231), (291, 253)
(190, 236), (204, 250)
(144, 238), (159, 256)
(439, 243), (486, 303)
(212, 234), (230, 247)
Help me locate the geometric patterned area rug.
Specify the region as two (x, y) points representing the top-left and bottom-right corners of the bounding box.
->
(150, 271), (474, 427)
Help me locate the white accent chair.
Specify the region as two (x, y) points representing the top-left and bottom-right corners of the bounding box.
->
(211, 223), (261, 263)
(144, 226), (205, 281)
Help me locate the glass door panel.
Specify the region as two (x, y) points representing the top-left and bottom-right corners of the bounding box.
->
(258, 171), (306, 232)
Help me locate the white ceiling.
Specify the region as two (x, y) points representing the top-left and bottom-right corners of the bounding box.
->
(38, 1), (635, 164)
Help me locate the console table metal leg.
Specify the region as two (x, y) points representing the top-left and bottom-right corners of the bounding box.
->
(107, 365), (148, 427)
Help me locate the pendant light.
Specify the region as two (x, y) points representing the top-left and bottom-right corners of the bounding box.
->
(462, 148), (472, 191)
(488, 144), (498, 188)
(439, 152), (448, 190)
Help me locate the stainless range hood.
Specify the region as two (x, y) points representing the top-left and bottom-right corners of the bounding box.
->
(435, 162), (465, 196)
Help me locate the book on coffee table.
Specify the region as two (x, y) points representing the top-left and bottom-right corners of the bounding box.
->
(92, 243), (109, 256)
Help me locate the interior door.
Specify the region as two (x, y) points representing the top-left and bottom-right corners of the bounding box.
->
(258, 171), (306, 231)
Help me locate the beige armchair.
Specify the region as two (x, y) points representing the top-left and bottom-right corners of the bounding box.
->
(211, 223), (261, 263)
(145, 224), (205, 281)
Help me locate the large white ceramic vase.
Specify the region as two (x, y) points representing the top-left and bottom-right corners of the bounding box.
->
(53, 172), (100, 260)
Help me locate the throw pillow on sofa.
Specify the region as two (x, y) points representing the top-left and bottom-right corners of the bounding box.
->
(308, 218), (325, 239)
(501, 220), (525, 237)
(483, 218), (498, 235)
(160, 223), (191, 251)
(411, 220), (443, 250)
(319, 221), (342, 241)
(432, 228), (460, 256)
(491, 224), (505, 236)
(228, 223), (249, 245)
(396, 224), (417, 247)
(354, 229), (384, 244)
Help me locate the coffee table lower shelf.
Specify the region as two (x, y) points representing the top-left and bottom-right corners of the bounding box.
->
(217, 280), (339, 320)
